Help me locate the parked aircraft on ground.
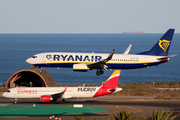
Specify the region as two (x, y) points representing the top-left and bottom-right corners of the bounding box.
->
(26, 29), (175, 75)
(2, 70), (122, 103)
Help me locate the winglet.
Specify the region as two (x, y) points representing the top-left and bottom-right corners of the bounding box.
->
(123, 44), (132, 54)
(106, 49), (115, 60)
(63, 86), (68, 93)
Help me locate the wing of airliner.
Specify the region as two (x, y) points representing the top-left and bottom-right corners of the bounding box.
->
(41, 86), (68, 103)
(87, 49), (115, 75)
(51, 86), (68, 103)
(72, 49), (115, 75)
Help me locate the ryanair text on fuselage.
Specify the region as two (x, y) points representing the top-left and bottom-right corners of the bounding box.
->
(47, 54), (102, 62)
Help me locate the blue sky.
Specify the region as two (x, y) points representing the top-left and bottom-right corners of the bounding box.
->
(0, 0), (179, 33)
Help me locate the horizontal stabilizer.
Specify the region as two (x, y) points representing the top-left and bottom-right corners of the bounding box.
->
(157, 54), (177, 61)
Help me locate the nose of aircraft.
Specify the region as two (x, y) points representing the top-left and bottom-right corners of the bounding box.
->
(2, 92), (7, 97)
(26, 58), (32, 64)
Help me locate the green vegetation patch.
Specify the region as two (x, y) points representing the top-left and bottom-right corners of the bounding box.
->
(0, 106), (107, 117)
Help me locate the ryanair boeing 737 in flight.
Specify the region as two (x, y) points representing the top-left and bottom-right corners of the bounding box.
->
(26, 29), (176, 75)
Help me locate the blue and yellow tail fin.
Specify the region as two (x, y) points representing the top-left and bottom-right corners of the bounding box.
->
(137, 29), (175, 56)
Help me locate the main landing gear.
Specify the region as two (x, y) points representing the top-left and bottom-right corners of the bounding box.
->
(57, 98), (65, 104)
(96, 69), (104, 76)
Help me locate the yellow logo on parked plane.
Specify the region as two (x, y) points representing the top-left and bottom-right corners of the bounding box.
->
(158, 39), (171, 52)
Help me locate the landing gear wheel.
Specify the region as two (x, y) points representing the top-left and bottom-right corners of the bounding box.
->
(96, 71), (100, 76)
(62, 99), (65, 103)
(100, 70), (104, 75)
(96, 69), (104, 76)
(57, 98), (65, 104)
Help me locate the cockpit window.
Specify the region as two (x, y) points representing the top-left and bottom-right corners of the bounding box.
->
(6, 90), (10, 92)
(33, 56), (37, 58)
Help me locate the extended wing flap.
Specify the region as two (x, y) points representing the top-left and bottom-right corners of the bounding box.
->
(51, 86), (68, 100)
(87, 49), (115, 69)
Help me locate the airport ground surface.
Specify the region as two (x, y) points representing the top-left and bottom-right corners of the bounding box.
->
(1, 89), (180, 120)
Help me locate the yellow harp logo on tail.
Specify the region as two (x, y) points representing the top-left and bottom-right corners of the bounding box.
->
(158, 39), (171, 52)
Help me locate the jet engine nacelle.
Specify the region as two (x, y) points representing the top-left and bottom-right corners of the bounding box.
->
(73, 64), (89, 72)
(41, 95), (53, 102)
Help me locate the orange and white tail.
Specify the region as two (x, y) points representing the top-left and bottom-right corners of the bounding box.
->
(93, 70), (121, 97)
(102, 70), (121, 88)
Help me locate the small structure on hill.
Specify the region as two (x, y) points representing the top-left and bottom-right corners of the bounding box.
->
(5, 68), (56, 88)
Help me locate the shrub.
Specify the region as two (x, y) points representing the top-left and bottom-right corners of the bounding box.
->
(150, 109), (177, 120)
(112, 111), (146, 120)
(74, 109), (177, 120)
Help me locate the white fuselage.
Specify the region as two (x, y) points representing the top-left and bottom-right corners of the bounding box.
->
(26, 29), (175, 72)
(2, 87), (122, 99)
(26, 52), (167, 69)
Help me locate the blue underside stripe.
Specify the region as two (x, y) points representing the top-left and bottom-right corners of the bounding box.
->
(73, 70), (88, 72)
(34, 62), (162, 69)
